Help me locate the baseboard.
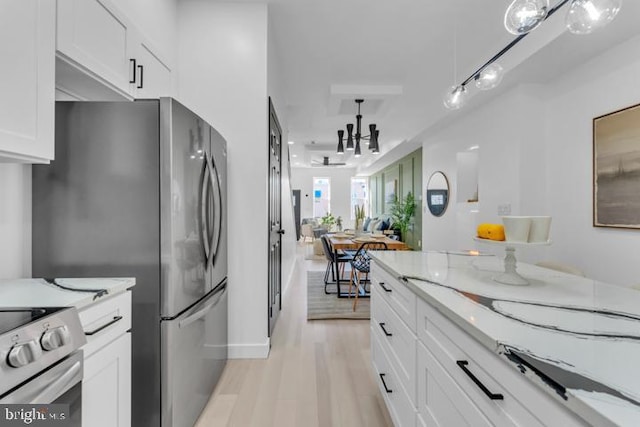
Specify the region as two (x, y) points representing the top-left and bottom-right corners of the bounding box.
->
(228, 339), (271, 359)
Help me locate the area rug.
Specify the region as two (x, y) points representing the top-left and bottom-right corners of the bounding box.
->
(307, 271), (370, 320)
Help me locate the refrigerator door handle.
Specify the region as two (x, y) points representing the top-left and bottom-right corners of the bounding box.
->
(178, 285), (227, 329)
(210, 155), (223, 268)
(205, 154), (217, 269)
(200, 156), (211, 267)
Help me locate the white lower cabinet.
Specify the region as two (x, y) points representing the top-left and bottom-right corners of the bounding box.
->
(370, 262), (587, 427)
(417, 340), (492, 426)
(79, 291), (132, 427)
(83, 332), (131, 427)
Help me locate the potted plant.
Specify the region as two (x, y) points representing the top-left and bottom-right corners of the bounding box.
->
(390, 191), (416, 242)
(354, 204), (366, 233)
(320, 212), (336, 231)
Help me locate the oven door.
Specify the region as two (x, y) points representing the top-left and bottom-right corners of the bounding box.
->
(0, 351), (83, 427)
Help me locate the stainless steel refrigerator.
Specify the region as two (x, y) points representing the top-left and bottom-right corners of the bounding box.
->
(32, 98), (228, 427)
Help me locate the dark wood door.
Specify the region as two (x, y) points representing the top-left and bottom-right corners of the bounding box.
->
(268, 98), (283, 336)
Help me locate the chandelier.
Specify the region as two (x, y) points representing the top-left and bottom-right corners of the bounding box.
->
(336, 99), (380, 157)
(443, 0), (622, 110)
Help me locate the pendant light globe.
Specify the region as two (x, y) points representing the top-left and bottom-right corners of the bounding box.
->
(475, 63), (504, 90)
(443, 85), (468, 110)
(504, 0), (549, 34)
(566, 0), (622, 35)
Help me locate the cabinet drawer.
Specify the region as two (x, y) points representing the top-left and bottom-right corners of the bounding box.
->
(79, 291), (131, 357)
(417, 297), (585, 427)
(371, 329), (416, 427)
(372, 292), (416, 403)
(371, 262), (416, 332)
(417, 340), (492, 427)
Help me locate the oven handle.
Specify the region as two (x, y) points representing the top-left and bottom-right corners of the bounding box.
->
(33, 361), (82, 403)
(0, 351), (83, 404)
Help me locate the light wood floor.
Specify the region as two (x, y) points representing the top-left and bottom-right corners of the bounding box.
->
(195, 242), (393, 427)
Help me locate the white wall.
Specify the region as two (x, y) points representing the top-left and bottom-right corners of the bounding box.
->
(178, 1), (270, 358)
(267, 14), (297, 296)
(422, 35), (640, 286)
(291, 167), (359, 229)
(543, 36), (640, 286)
(0, 164), (31, 278)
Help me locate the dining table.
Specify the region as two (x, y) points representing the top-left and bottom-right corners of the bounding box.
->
(328, 234), (409, 298)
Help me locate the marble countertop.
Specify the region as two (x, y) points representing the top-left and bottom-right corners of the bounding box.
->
(0, 277), (135, 310)
(371, 251), (640, 427)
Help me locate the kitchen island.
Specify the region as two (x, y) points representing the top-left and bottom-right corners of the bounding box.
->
(369, 251), (640, 427)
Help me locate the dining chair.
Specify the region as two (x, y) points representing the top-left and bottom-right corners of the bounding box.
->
(349, 241), (388, 311)
(301, 224), (315, 242)
(320, 235), (354, 294)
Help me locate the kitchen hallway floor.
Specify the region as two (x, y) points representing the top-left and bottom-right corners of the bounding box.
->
(194, 242), (394, 427)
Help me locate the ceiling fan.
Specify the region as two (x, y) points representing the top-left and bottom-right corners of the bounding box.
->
(312, 156), (346, 167)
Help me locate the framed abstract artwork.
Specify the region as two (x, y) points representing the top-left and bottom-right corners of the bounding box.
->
(593, 102), (640, 229)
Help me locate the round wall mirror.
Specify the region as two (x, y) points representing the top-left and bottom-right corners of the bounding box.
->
(426, 171), (449, 217)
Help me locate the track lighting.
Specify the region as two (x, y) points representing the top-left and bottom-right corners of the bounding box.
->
(443, 0), (622, 111)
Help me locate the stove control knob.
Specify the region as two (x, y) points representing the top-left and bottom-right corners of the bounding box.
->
(41, 326), (70, 351)
(7, 341), (42, 368)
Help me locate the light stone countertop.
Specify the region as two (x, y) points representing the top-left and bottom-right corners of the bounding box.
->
(0, 277), (135, 310)
(371, 250), (640, 427)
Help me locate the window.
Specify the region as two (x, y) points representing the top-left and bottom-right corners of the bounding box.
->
(313, 177), (330, 217)
(350, 177), (368, 219)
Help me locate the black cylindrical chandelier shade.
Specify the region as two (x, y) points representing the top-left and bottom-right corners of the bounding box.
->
(346, 123), (354, 150)
(354, 140), (361, 157)
(337, 130), (345, 154)
(371, 130), (380, 153)
(368, 124), (377, 146)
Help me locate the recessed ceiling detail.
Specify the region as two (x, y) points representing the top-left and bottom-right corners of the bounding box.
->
(327, 84), (403, 116)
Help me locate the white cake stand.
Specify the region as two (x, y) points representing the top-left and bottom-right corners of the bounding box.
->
(472, 237), (551, 285)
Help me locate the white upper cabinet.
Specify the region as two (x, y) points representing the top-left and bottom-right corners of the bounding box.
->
(0, 0), (55, 163)
(130, 38), (173, 99)
(56, 0), (173, 100)
(57, 0), (137, 98)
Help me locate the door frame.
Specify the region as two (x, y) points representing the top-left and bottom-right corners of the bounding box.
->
(267, 97), (283, 337)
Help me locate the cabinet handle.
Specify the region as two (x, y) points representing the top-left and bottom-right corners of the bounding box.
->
(378, 322), (393, 337)
(129, 59), (137, 83)
(85, 316), (123, 336)
(456, 360), (504, 400)
(378, 282), (392, 293)
(137, 64), (144, 89)
(379, 373), (392, 393)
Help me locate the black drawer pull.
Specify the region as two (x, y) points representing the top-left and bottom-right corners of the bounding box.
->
(137, 65), (144, 89)
(379, 322), (393, 337)
(129, 59), (136, 83)
(378, 282), (392, 293)
(379, 373), (392, 393)
(456, 360), (504, 400)
(85, 316), (123, 336)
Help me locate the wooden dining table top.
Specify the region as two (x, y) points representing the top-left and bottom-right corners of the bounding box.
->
(328, 235), (409, 251)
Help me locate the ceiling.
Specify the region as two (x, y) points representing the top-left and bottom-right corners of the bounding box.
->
(255, 0), (640, 173)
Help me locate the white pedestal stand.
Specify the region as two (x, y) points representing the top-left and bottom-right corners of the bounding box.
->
(473, 238), (551, 286)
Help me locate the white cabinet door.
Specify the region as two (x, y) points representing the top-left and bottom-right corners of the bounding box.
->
(0, 0), (55, 163)
(83, 332), (132, 427)
(57, 0), (136, 98)
(132, 39), (172, 98)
